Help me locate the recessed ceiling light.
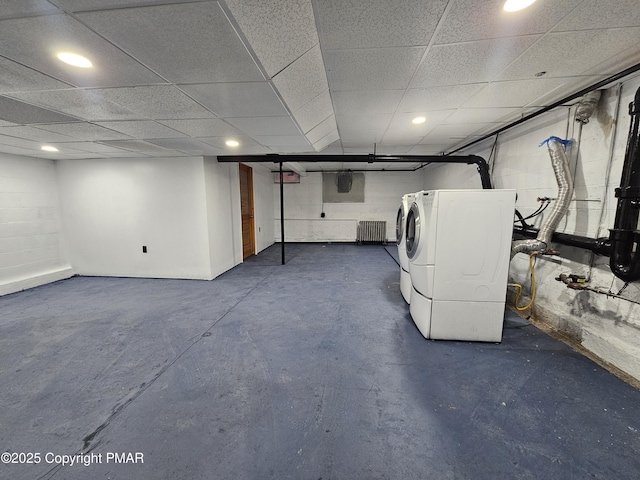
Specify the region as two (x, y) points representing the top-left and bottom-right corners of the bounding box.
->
(503, 0), (536, 12)
(225, 140), (240, 147)
(412, 116), (426, 125)
(56, 52), (93, 68)
(41, 145), (58, 152)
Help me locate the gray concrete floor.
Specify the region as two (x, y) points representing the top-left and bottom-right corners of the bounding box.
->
(1, 243), (639, 480)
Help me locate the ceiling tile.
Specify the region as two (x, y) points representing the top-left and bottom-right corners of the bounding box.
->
(585, 41), (640, 76)
(293, 90), (334, 134)
(379, 134), (425, 147)
(318, 143), (343, 156)
(34, 122), (132, 141)
(103, 151), (151, 158)
(97, 139), (177, 155)
(200, 135), (266, 151)
(336, 114), (392, 146)
(444, 107), (522, 124)
(0, 14), (164, 88)
(326, 47), (425, 91)
(272, 45), (328, 112)
(398, 85), (485, 112)
(0, 133), (43, 150)
(314, 130), (340, 152)
(0, 145), (36, 156)
(433, 0), (583, 44)
(411, 36), (539, 88)
(94, 121), (186, 139)
(54, 141), (136, 154)
(306, 115), (337, 144)
(497, 29), (640, 81)
(78, 2), (264, 84)
(253, 135), (311, 148)
(461, 78), (570, 108)
(0, 125), (75, 143)
(386, 111), (455, 136)
(333, 90), (404, 116)
(93, 86), (215, 120)
(223, 0), (318, 78)
(145, 137), (225, 155)
(180, 82), (287, 118)
(227, 116), (300, 136)
(554, 0), (640, 31)
(0, 95), (79, 124)
(526, 75), (607, 108)
(407, 144), (450, 155)
(315, 0), (448, 49)
(7, 89), (137, 121)
(157, 119), (242, 138)
(269, 144), (314, 154)
(0, 56), (72, 94)
(0, 0), (60, 19)
(51, 0), (196, 12)
(422, 123), (488, 142)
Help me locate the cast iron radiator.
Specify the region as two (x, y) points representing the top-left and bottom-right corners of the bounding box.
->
(357, 221), (387, 245)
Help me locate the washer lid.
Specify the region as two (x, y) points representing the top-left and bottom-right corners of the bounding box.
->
(406, 202), (421, 259)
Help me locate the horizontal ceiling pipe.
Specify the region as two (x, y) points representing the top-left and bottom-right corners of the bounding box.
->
(294, 169), (419, 173)
(217, 154), (492, 189)
(447, 62), (640, 155)
(218, 154), (477, 163)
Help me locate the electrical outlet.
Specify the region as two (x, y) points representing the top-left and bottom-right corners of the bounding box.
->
(142, 246), (147, 253)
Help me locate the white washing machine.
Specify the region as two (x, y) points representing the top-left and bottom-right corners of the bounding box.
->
(406, 189), (516, 342)
(396, 192), (418, 303)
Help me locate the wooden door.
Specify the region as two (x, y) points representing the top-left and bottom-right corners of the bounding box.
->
(239, 163), (255, 259)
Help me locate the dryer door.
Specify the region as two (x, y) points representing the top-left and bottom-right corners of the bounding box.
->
(396, 205), (404, 246)
(406, 203), (421, 260)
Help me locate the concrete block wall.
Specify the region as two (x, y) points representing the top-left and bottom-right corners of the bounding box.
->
(274, 170), (424, 242)
(423, 74), (640, 383)
(0, 153), (73, 296)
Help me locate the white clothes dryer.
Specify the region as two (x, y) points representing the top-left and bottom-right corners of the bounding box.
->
(396, 192), (418, 303)
(406, 189), (516, 342)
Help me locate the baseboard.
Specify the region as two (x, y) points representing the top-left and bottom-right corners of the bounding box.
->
(0, 267), (75, 297)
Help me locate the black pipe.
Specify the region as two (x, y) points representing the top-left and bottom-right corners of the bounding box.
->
(609, 86), (640, 281)
(217, 154), (493, 189)
(513, 226), (611, 256)
(280, 161), (285, 265)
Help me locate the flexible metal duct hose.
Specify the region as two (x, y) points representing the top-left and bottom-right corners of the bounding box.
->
(609, 86), (640, 282)
(575, 90), (602, 124)
(511, 138), (574, 258)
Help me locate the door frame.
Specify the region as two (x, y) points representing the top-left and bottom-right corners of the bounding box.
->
(239, 163), (255, 259)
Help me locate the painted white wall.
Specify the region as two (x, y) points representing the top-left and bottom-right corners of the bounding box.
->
(203, 158), (243, 276)
(422, 74), (640, 383)
(250, 164), (275, 253)
(57, 157), (214, 280)
(0, 153), (73, 295)
(274, 171), (423, 242)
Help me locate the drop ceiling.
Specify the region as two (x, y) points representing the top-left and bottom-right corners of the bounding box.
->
(0, 0), (639, 170)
